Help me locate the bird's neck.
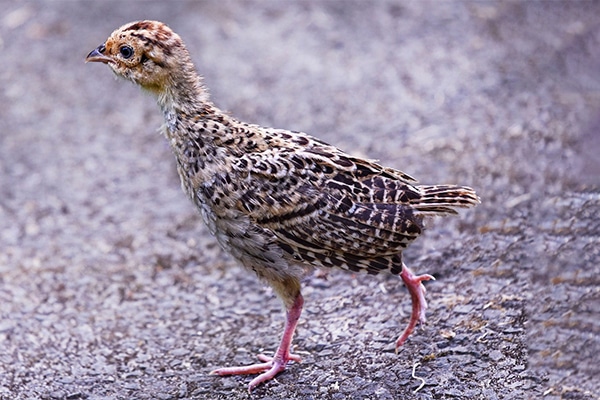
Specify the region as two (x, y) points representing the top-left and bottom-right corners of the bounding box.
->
(155, 66), (210, 113)
(155, 71), (237, 160)
(155, 67), (220, 140)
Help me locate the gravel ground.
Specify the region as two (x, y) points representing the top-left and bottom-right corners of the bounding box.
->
(1, 1), (599, 399)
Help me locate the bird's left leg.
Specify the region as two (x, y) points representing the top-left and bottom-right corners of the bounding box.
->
(210, 277), (303, 392)
(395, 263), (435, 350)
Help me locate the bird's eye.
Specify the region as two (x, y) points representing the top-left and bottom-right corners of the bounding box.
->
(119, 45), (134, 59)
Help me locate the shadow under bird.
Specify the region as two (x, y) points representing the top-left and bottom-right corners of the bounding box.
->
(86, 20), (480, 392)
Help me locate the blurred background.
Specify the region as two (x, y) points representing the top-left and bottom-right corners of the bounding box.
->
(0, 1), (598, 399)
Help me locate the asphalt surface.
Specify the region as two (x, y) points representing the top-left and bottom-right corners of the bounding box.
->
(0, 1), (599, 399)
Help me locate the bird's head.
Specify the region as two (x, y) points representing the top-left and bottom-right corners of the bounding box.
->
(86, 20), (195, 96)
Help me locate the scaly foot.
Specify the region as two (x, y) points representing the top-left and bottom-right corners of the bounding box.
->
(396, 264), (435, 350)
(210, 352), (302, 391)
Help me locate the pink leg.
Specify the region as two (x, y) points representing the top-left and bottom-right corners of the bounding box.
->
(395, 264), (435, 350)
(210, 293), (304, 392)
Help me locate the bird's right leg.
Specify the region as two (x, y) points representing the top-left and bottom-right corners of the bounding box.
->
(210, 278), (303, 392)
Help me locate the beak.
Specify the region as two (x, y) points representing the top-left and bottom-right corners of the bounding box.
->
(85, 44), (113, 64)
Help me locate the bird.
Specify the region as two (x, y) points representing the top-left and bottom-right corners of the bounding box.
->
(86, 20), (480, 391)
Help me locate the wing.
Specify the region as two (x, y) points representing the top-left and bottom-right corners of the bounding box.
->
(231, 139), (425, 274)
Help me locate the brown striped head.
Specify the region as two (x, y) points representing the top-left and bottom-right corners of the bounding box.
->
(86, 21), (193, 94)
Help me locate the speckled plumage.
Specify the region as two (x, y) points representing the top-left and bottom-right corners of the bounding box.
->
(87, 20), (480, 391)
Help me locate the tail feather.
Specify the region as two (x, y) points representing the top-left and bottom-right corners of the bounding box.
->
(412, 185), (480, 216)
